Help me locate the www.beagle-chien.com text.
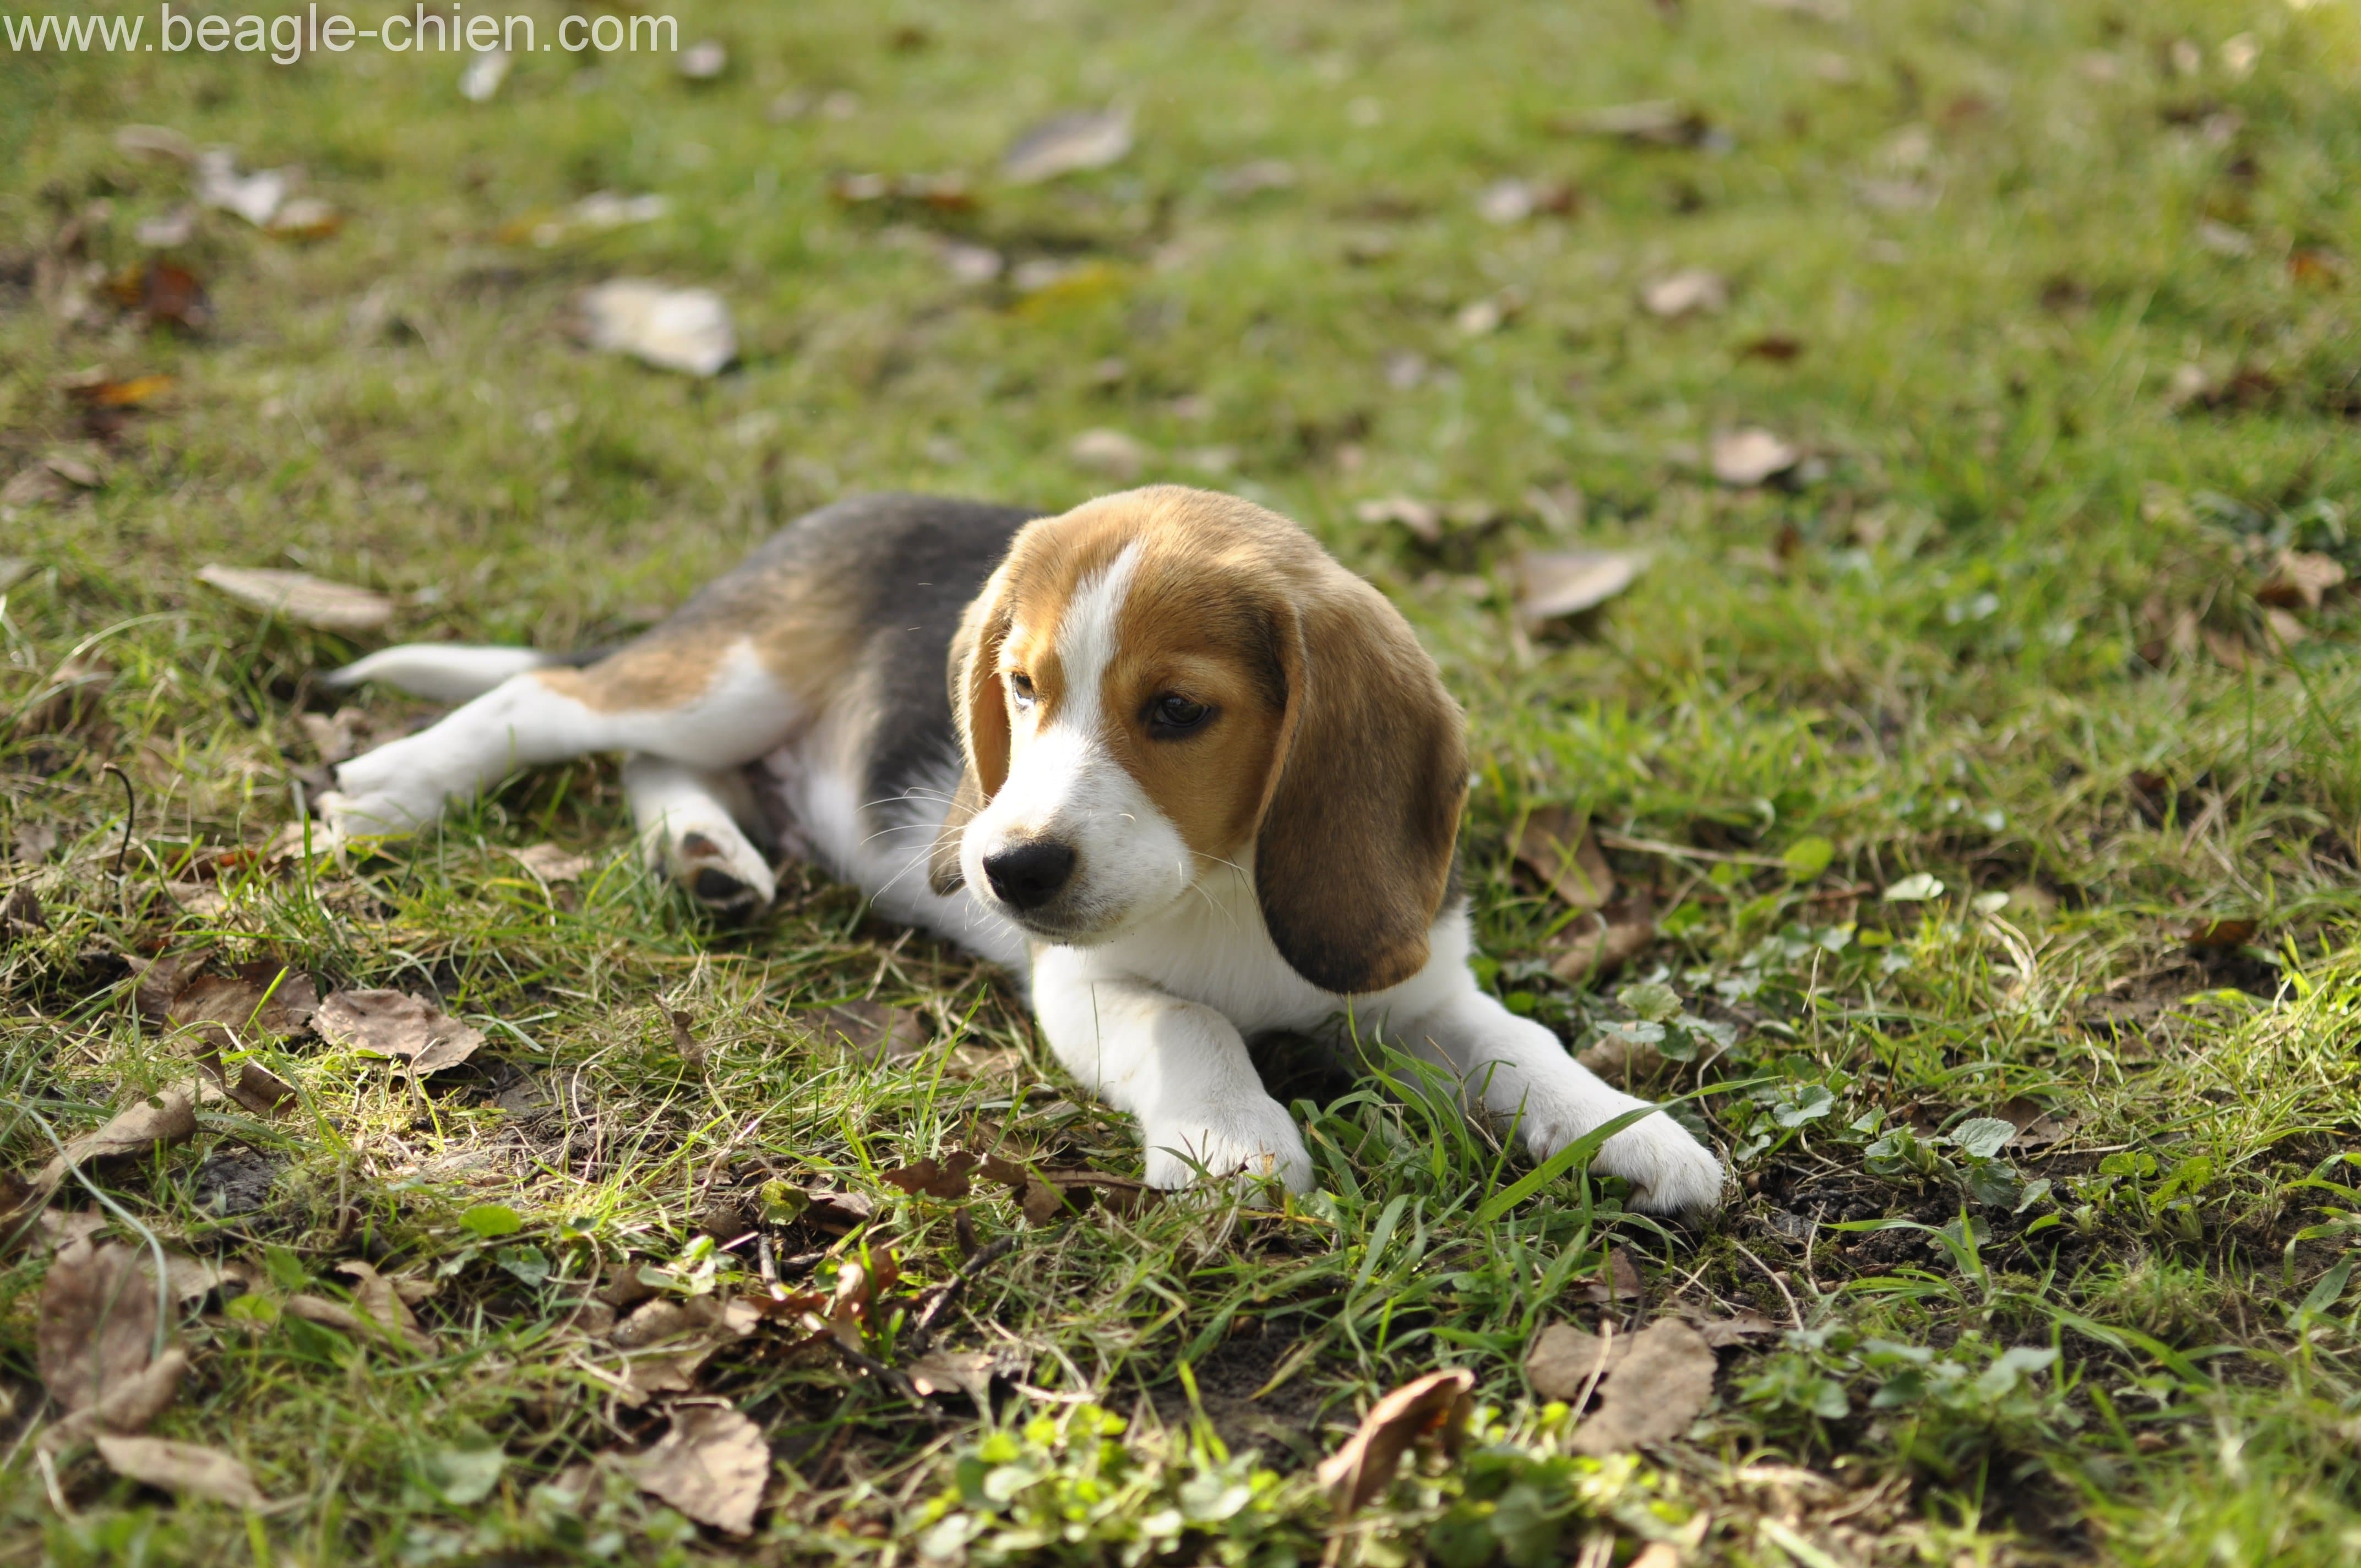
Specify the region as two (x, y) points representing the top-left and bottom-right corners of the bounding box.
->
(319, 487), (1724, 1213)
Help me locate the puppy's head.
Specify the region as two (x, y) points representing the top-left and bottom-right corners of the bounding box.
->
(931, 486), (1466, 994)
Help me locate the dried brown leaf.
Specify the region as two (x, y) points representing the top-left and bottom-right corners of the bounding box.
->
(1021, 1179), (1079, 1226)
(510, 843), (595, 883)
(1688, 1310), (1781, 1349)
(2257, 551), (2346, 612)
(1580, 1246), (1646, 1306)
(1003, 107), (1133, 183)
(576, 280), (736, 378)
(95, 1435), (268, 1509)
(1525, 1321), (1626, 1402)
(197, 565), (394, 633)
(1709, 428), (1800, 487)
(625, 1404), (769, 1534)
(1640, 269), (1728, 319)
(882, 1152), (980, 1200)
(906, 1348), (998, 1404)
(314, 989), (485, 1074)
(1569, 1319), (1716, 1455)
(331, 1260), (436, 1353)
(38, 1240), (184, 1437)
(1316, 1368), (1476, 1516)
(1515, 550), (1646, 629)
(33, 1086), (198, 1194)
(1510, 806), (1616, 914)
(1552, 900), (1657, 983)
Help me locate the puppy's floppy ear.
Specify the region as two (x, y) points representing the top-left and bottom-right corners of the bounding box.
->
(1253, 576), (1468, 994)
(929, 566), (1015, 895)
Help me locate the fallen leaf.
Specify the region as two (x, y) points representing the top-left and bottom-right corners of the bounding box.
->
(1640, 269), (1728, 319)
(116, 124), (197, 165)
(314, 989), (486, 1074)
(801, 1000), (928, 1065)
(576, 279), (736, 377)
(1554, 101), (1710, 146)
(678, 39), (726, 80)
(1515, 549), (1647, 629)
(106, 263), (210, 330)
(194, 147), (291, 227)
(1709, 428), (1800, 487)
(1688, 1310), (1781, 1348)
(882, 1152), (981, 1200)
(1580, 1246), (1646, 1306)
(510, 843), (595, 883)
(2184, 917), (2257, 950)
(1742, 334), (1805, 362)
(907, 1348), (998, 1404)
(1476, 177), (1575, 225)
(1552, 899), (1656, 983)
(1003, 107), (1133, 183)
(625, 1404), (770, 1536)
(1510, 806), (1616, 913)
(2257, 551), (2345, 612)
(1356, 495), (1444, 546)
(39, 1239), (184, 1436)
(1576, 1025), (1666, 1080)
(73, 372), (175, 410)
(1022, 1178), (1081, 1226)
(329, 1260), (436, 1353)
(165, 961), (319, 1044)
(1316, 1368), (1476, 1516)
(2, 885), (45, 936)
(1526, 1321), (1620, 1402)
(1569, 1319), (1716, 1454)
(95, 1435), (268, 1509)
(1995, 1096), (2075, 1150)
(1068, 428), (1148, 481)
(826, 171), (977, 212)
(135, 208), (196, 247)
(197, 565), (395, 634)
(265, 197), (341, 242)
(33, 1087), (199, 1195)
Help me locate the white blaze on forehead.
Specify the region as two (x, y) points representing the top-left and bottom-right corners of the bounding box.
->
(1053, 541), (1143, 728)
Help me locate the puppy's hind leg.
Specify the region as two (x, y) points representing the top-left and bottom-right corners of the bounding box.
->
(624, 755), (776, 913)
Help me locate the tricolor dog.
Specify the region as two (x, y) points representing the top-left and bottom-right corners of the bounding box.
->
(320, 487), (1724, 1213)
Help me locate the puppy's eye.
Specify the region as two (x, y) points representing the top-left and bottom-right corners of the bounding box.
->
(1146, 694), (1211, 734)
(1008, 672), (1037, 709)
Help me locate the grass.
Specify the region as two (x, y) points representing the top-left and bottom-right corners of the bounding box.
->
(6, 0), (2361, 1561)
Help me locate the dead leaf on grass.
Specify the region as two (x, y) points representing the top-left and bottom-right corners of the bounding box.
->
(510, 843), (595, 883)
(1515, 549), (1647, 629)
(624, 1403), (770, 1536)
(1003, 107), (1133, 183)
(576, 280), (737, 378)
(1510, 806), (1615, 914)
(116, 124), (197, 165)
(2257, 551), (2346, 612)
(2183, 917), (2258, 950)
(883, 1152), (982, 1200)
(95, 1435), (268, 1509)
(1316, 1368), (1476, 1516)
(1581, 1246), (1646, 1305)
(1640, 268), (1728, 319)
(1068, 427), (1149, 481)
(336, 1260), (436, 1352)
(1995, 1096), (2075, 1151)
(1552, 899), (1656, 983)
(106, 262), (211, 331)
(314, 989), (486, 1074)
(39, 1239), (186, 1438)
(194, 148), (292, 226)
(33, 1086), (199, 1195)
(197, 565), (395, 634)
(1554, 101), (1712, 146)
(1688, 1310), (1782, 1348)
(907, 1348), (997, 1404)
(1529, 1319), (1716, 1452)
(1709, 428), (1801, 487)
(1356, 494), (1444, 545)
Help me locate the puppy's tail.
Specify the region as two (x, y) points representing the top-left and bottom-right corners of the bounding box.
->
(324, 645), (565, 703)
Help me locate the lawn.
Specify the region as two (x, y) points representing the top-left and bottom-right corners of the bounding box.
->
(6, 0), (2361, 1562)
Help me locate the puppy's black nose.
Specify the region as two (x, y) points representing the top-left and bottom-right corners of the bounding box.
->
(982, 840), (1075, 911)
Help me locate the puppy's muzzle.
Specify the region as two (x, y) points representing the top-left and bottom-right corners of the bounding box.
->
(982, 838), (1076, 912)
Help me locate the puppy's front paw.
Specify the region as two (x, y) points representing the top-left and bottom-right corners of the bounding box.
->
(315, 787), (430, 840)
(1588, 1111), (1725, 1215)
(1141, 1095), (1314, 1195)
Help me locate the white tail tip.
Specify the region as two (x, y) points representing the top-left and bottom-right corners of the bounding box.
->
(324, 644), (551, 703)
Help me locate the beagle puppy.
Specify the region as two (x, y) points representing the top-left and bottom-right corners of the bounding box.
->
(320, 487), (1724, 1213)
